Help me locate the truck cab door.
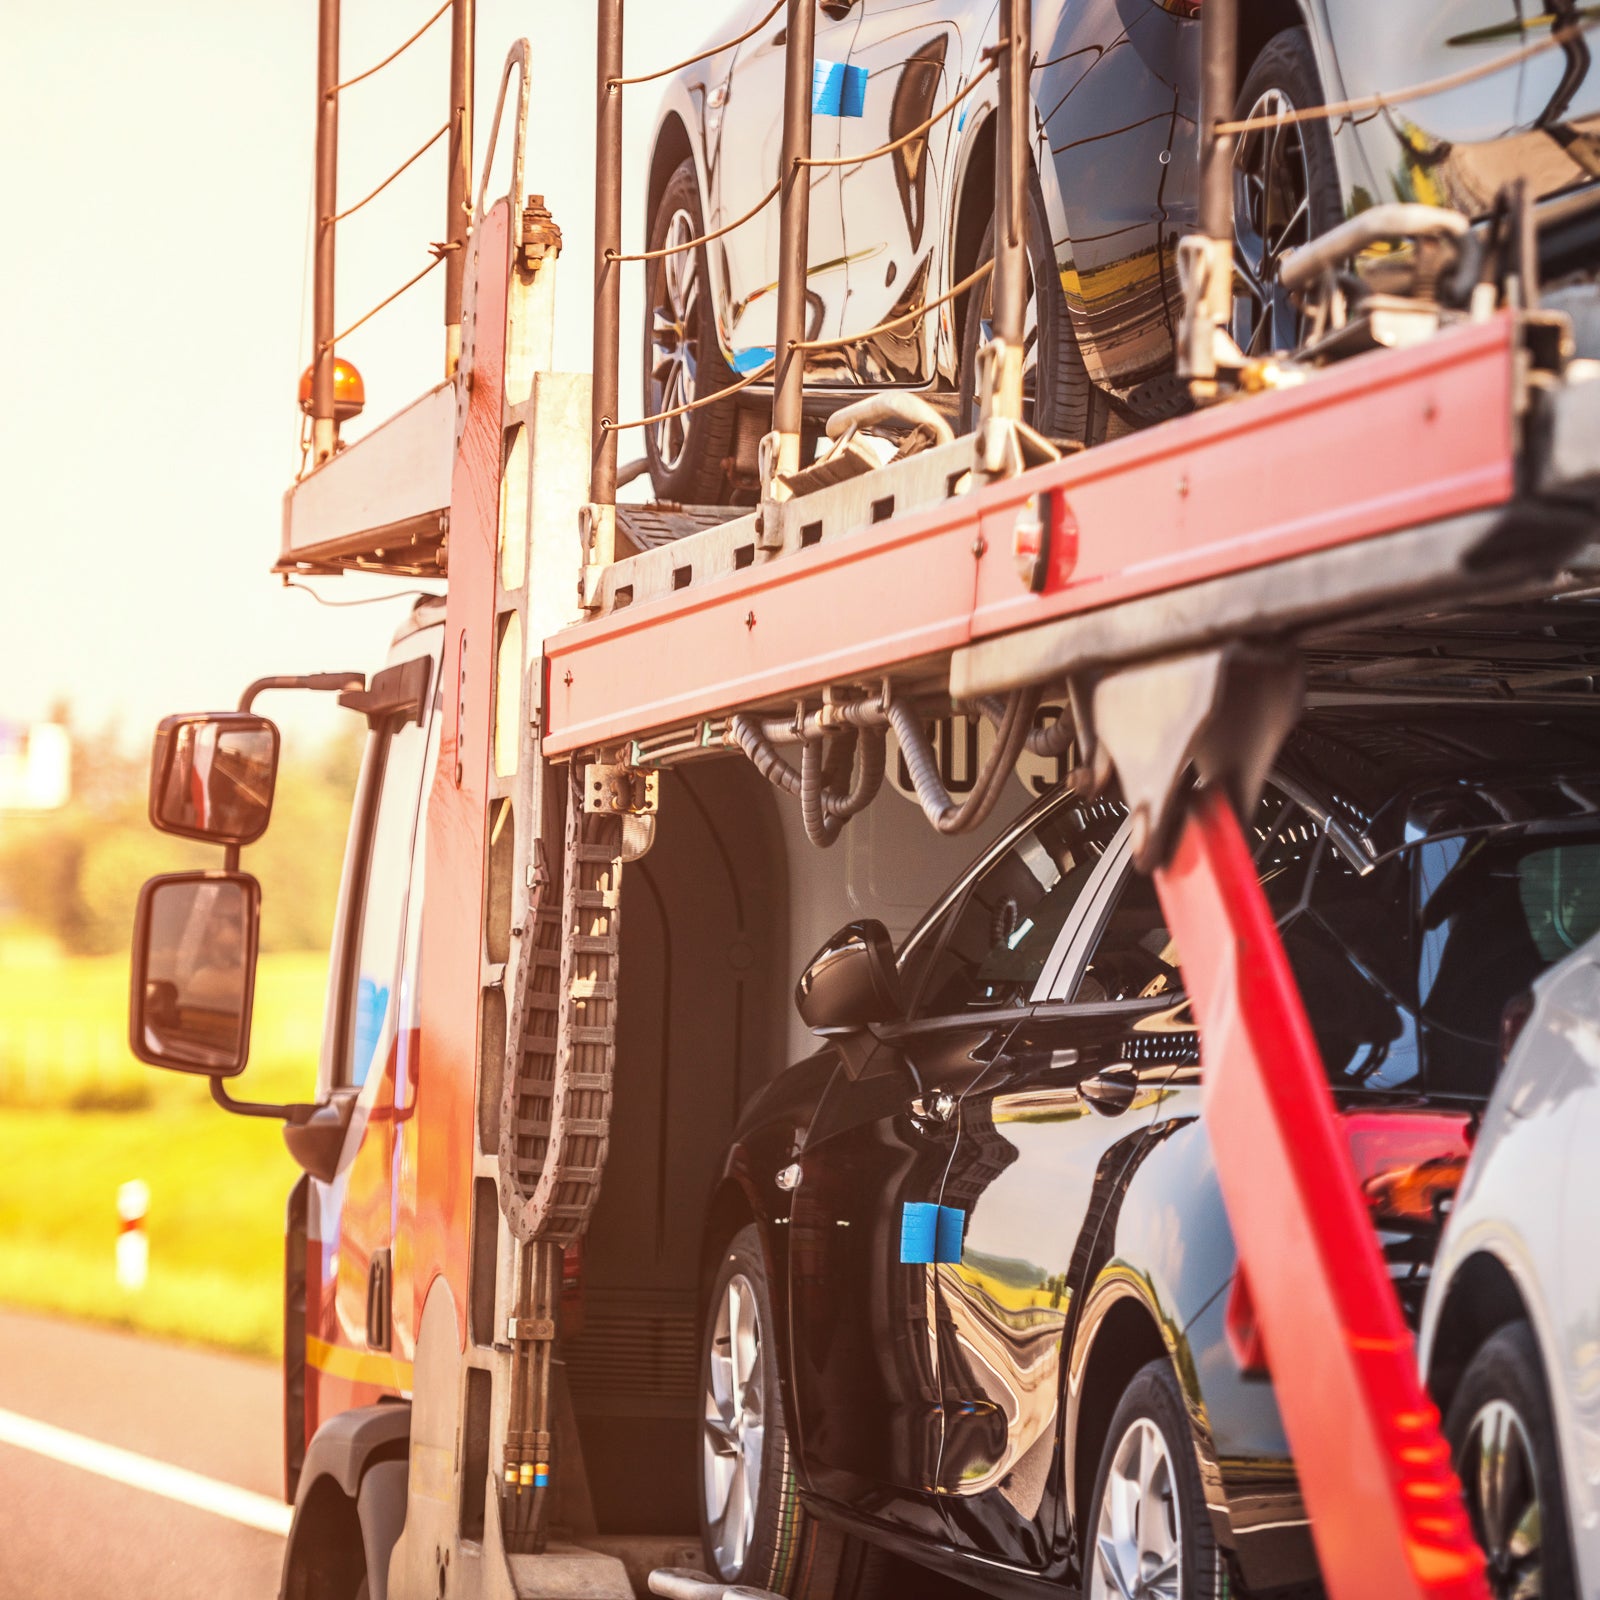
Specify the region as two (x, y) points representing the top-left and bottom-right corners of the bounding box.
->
(304, 628), (440, 1433)
(786, 788), (1125, 1536)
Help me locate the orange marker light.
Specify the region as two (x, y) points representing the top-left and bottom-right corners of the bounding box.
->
(298, 357), (366, 422)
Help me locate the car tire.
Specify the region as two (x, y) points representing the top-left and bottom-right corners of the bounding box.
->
(1085, 1358), (1222, 1600)
(643, 158), (741, 503)
(1444, 1320), (1576, 1600)
(958, 174), (1103, 447)
(1231, 28), (1343, 358)
(699, 1224), (886, 1600)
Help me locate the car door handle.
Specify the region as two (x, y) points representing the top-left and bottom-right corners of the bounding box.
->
(1080, 1065), (1140, 1115)
(820, 0), (856, 17)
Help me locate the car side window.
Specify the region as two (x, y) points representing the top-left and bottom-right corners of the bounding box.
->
(1070, 787), (1319, 1004)
(906, 797), (1125, 1018)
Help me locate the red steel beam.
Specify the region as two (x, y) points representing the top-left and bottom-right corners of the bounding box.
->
(1153, 789), (1488, 1600)
(542, 314), (1516, 755)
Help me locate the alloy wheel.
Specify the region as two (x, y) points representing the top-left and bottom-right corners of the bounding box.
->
(1459, 1399), (1544, 1599)
(1231, 87), (1314, 357)
(1089, 1417), (1182, 1600)
(649, 207), (702, 473)
(702, 1271), (766, 1580)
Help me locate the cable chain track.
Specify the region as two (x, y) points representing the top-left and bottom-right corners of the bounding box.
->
(498, 792), (623, 1244)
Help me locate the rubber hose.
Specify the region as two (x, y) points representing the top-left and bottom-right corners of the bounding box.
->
(731, 713), (803, 796)
(825, 725), (886, 820)
(969, 693), (1074, 757)
(888, 688), (1040, 833)
(800, 736), (845, 847)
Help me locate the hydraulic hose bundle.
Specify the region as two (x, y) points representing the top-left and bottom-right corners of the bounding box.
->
(732, 686), (1063, 846)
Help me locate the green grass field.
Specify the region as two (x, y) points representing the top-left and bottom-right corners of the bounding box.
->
(0, 942), (327, 1356)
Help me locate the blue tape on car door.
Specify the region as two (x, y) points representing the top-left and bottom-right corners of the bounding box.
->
(729, 345), (775, 376)
(935, 1205), (964, 1264)
(813, 60), (866, 118)
(901, 1203), (965, 1264)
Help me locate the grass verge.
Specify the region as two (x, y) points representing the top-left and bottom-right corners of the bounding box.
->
(0, 947), (326, 1356)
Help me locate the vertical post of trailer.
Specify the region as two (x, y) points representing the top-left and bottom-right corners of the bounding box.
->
(987, 0), (1031, 427)
(444, 0), (475, 376)
(1181, 0), (1238, 394)
(589, 0), (624, 579)
(768, 0), (817, 496)
(311, 0), (340, 466)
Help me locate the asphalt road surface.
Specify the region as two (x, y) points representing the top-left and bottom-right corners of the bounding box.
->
(0, 1308), (287, 1600)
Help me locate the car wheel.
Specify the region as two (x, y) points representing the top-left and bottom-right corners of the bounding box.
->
(1444, 1321), (1576, 1600)
(700, 1224), (885, 1599)
(1086, 1359), (1221, 1600)
(644, 158), (740, 503)
(1231, 27), (1343, 358)
(958, 174), (1104, 447)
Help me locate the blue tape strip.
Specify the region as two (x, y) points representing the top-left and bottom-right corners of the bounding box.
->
(730, 345), (775, 376)
(900, 1202), (938, 1264)
(935, 1205), (965, 1265)
(534, 1472), (549, 1487)
(813, 60), (866, 118)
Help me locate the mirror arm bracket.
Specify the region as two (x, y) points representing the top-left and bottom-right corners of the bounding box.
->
(209, 1077), (311, 1121)
(238, 673), (366, 714)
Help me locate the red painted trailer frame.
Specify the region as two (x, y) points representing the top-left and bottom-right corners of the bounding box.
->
(537, 306), (1600, 1600)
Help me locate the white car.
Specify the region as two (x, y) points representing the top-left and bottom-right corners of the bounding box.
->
(1419, 888), (1600, 1600)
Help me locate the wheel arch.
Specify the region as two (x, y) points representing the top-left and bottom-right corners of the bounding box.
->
(279, 1403), (411, 1600)
(647, 112), (697, 246)
(1064, 1284), (1176, 1538)
(948, 109), (997, 367)
(1239, 0), (1310, 84)
(1424, 1250), (1533, 1419)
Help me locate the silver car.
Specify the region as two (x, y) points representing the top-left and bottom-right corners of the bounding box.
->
(1419, 879), (1600, 1600)
(642, 0), (1600, 502)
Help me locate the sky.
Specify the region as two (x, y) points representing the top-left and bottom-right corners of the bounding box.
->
(0, 0), (709, 747)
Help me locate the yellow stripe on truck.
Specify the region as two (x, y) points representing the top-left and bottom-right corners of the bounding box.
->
(306, 1335), (414, 1393)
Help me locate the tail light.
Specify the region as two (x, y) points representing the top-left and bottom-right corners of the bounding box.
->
(1227, 1111), (1472, 1380)
(1341, 1111), (1473, 1229)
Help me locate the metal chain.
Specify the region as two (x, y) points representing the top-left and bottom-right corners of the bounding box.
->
(608, 0), (786, 88)
(328, 0), (451, 97)
(1217, 14), (1600, 135)
(326, 123), (449, 226)
(797, 57), (996, 169)
(607, 178), (782, 264)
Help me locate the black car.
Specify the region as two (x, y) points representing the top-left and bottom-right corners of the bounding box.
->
(644, 0), (1600, 501)
(695, 703), (1600, 1599)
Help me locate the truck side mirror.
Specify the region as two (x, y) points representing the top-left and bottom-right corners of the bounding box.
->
(149, 713), (280, 847)
(129, 871), (261, 1077)
(795, 919), (902, 1035)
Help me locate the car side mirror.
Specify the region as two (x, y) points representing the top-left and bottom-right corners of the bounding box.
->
(149, 713), (280, 846)
(129, 871), (260, 1076)
(796, 919), (902, 1035)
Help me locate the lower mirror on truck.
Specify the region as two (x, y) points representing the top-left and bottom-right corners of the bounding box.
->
(129, 871), (260, 1076)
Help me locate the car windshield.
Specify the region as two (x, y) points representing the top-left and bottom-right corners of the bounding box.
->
(1290, 826), (1600, 1101)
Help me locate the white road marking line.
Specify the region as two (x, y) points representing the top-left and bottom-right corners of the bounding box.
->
(0, 1406), (292, 1536)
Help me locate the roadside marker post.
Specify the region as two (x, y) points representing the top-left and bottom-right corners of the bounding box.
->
(116, 1180), (149, 1292)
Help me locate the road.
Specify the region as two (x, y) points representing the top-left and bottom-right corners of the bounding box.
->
(0, 1308), (287, 1600)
